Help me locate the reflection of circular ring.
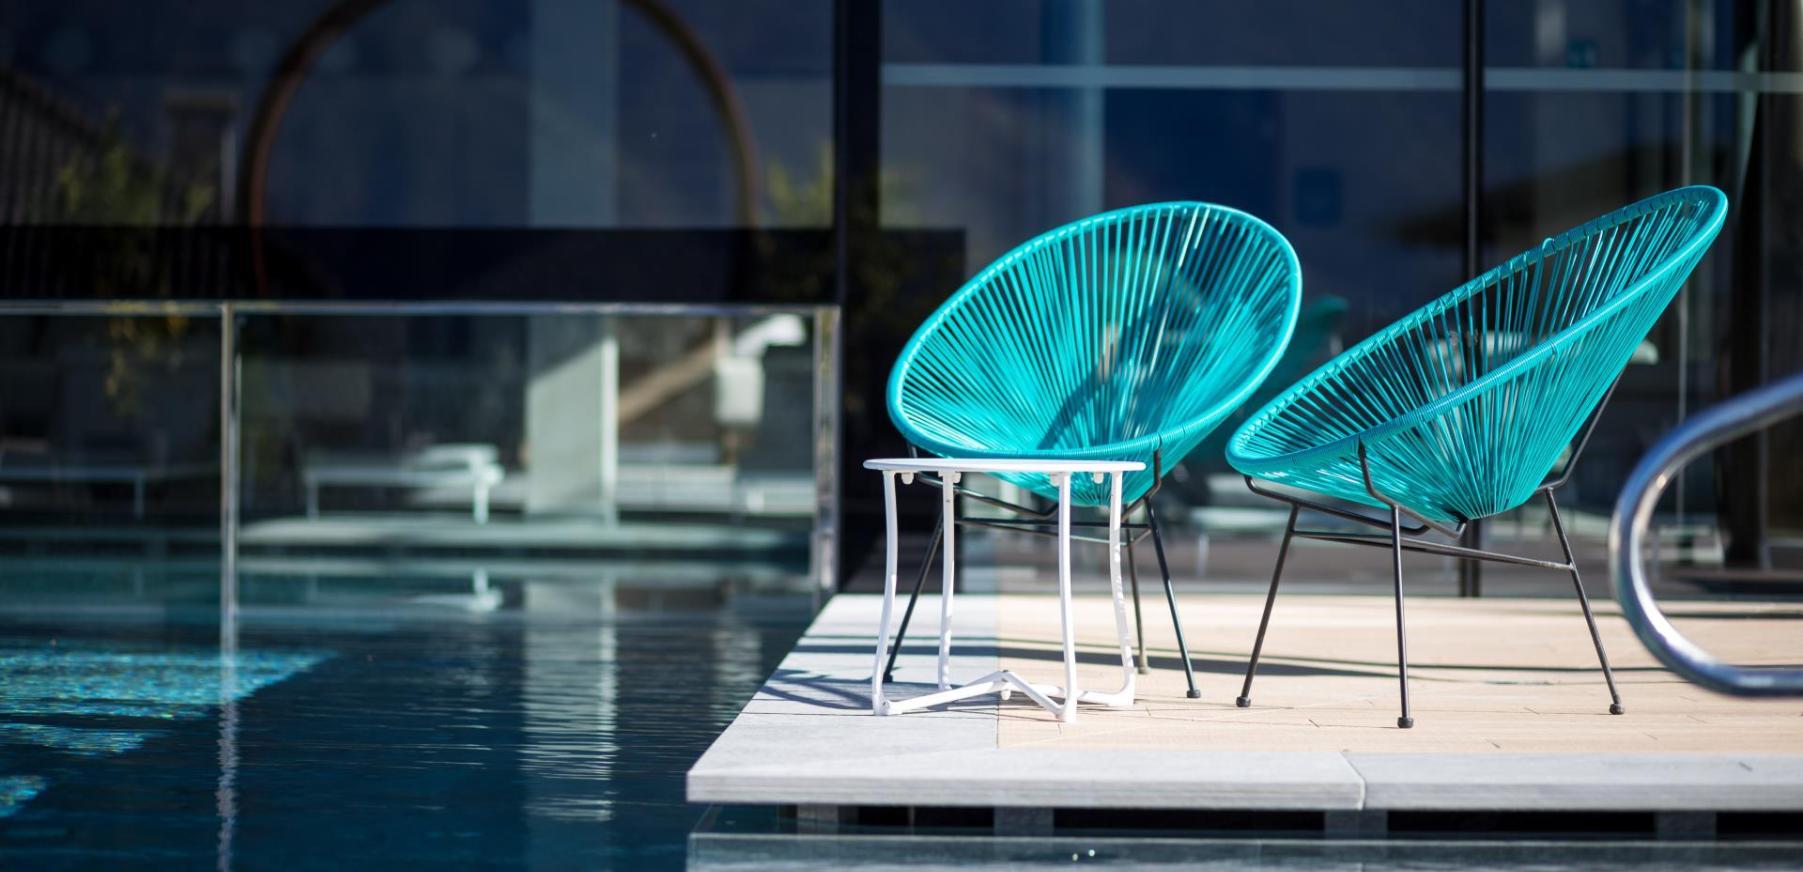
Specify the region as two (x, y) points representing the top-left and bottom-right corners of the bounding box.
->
(236, 0), (762, 292)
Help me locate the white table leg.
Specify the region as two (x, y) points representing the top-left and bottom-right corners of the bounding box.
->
(1107, 471), (1136, 704)
(1026, 472), (1139, 709)
(937, 471), (960, 690)
(871, 472), (900, 715)
(1056, 472), (1078, 723)
(866, 460), (1143, 721)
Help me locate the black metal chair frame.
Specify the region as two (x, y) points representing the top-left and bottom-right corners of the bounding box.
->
(879, 449), (1204, 700)
(1235, 380), (1626, 729)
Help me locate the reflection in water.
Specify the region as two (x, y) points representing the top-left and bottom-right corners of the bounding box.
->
(0, 641), (327, 825)
(522, 579), (620, 825)
(689, 834), (1803, 872)
(217, 625), (240, 872)
(0, 646), (331, 719)
(0, 776), (45, 818)
(0, 576), (811, 869)
(0, 723), (161, 757)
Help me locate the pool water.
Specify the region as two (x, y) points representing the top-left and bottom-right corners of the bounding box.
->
(0, 583), (812, 870)
(7, 577), (1801, 871)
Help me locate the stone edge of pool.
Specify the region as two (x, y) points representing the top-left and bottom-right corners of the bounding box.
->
(687, 595), (1803, 814)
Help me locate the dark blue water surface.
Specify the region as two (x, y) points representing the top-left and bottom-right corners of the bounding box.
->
(0, 579), (812, 870)
(7, 575), (1803, 872)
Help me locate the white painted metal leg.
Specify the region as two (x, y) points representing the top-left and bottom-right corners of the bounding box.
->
(1030, 472), (1138, 709)
(871, 472), (900, 715)
(1102, 471), (1136, 704)
(884, 669), (1062, 715)
(1056, 472), (1078, 723)
(866, 460), (1144, 722)
(937, 471), (960, 690)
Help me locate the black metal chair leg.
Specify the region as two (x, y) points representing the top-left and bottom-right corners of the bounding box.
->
(1544, 490), (1625, 715)
(1237, 505), (1299, 708)
(1145, 500), (1202, 699)
(882, 523), (943, 684)
(1126, 535), (1149, 675)
(1389, 506), (1414, 729)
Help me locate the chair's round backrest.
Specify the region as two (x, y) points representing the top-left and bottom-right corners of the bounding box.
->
(1229, 186), (1727, 523)
(889, 202), (1302, 504)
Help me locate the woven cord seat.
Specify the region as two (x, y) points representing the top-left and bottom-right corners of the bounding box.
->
(882, 202), (1303, 699)
(1225, 186), (1727, 729)
(892, 202), (1302, 507)
(1230, 186), (1727, 525)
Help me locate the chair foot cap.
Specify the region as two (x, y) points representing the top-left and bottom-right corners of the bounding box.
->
(1185, 689), (1202, 700)
(1234, 696), (1251, 708)
(1609, 703), (1624, 715)
(1397, 716), (1414, 729)
(882, 672), (893, 684)
(1136, 666), (1151, 675)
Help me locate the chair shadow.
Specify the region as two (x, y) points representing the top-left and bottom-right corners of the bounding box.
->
(756, 666), (998, 713)
(1651, 609), (1803, 622)
(992, 643), (1676, 680)
(818, 639), (1676, 684)
(791, 640), (1395, 689)
(779, 627), (1687, 715)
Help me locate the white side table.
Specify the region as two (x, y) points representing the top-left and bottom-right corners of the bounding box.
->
(863, 458), (1144, 723)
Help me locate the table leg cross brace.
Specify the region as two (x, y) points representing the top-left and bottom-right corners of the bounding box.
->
(869, 465), (1138, 724)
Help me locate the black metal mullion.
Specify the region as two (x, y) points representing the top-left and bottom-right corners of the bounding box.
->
(1719, 0), (1774, 568)
(832, 0), (882, 590)
(1459, 0), (1486, 597)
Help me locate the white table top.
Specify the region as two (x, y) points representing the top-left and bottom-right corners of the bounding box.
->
(863, 457), (1145, 473)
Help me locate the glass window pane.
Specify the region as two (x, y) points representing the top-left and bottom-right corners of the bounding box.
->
(0, 313), (221, 611)
(237, 311), (818, 608)
(0, 0), (833, 229)
(876, 0), (1465, 589)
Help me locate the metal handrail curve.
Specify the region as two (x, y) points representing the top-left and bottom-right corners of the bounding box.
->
(1610, 370), (1803, 696)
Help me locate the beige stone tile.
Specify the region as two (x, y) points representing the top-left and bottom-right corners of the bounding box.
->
(994, 593), (1803, 756)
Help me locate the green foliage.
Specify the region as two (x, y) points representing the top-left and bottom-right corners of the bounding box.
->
(50, 118), (216, 417)
(53, 126), (213, 226)
(760, 141), (927, 317)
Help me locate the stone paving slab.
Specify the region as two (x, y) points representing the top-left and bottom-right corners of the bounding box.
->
(1349, 753), (1803, 811)
(689, 594), (1803, 812)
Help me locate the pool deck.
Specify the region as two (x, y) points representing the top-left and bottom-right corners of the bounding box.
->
(688, 593), (1803, 832)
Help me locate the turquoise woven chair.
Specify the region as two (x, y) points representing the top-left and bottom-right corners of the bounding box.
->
(881, 202), (1303, 699)
(1227, 186), (1727, 728)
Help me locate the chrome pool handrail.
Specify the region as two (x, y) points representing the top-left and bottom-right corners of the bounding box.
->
(1610, 370), (1803, 696)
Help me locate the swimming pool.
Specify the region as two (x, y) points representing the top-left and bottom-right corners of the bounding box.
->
(0, 575), (812, 869)
(6, 571), (1801, 871)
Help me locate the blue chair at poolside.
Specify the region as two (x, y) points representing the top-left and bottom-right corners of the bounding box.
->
(1227, 186), (1727, 728)
(881, 202), (1303, 699)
